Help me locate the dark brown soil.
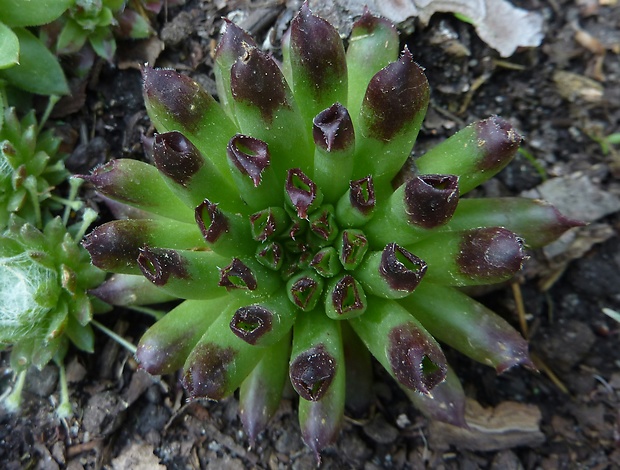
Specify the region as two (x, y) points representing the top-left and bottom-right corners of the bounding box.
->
(2, 0), (620, 468)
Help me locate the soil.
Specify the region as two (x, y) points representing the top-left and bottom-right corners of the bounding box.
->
(2, 0), (620, 469)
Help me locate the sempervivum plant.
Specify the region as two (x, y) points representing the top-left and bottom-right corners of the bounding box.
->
(0, 104), (69, 230)
(82, 4), (580, 458)
(0, 210), (108, 416)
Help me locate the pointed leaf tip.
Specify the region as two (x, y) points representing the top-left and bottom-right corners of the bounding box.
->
(475, 116), (523, 171)
(457, 227), (526, 282)
(182, 343), (235, 399)
(361, 47), (429, 142)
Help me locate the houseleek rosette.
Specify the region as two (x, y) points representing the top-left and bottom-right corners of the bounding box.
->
(82, 4), (580, 458)
(0, 210), (108, 416)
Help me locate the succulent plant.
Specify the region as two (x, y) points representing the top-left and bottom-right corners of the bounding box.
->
(0, 0), (70, 98)
(52, 0), (159, 62)
(82, 4), (580, 458)
(0, 104), (69, 230)
(0, 209), (108, 416)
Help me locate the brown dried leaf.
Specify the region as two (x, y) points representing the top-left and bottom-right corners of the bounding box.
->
(315, 0), (544, 57)
(429, 399), (545, 451)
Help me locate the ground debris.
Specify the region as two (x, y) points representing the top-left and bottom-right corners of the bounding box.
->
(428, 399), (545, 451)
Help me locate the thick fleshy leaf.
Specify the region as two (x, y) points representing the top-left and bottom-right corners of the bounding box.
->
(337, 229), (368, 270)
(286, 270), (324, 312)
(137, 247), (230, 299)
(153, 131), (244, 212)
(442, 197), (584, 248)
(194, 199), (255, 257)
(285, 2), (348, 128)
(240, 332), (291, 446)
(312, 103), (355, 203)
(402, 364), (467, 428)
(324, 274), (367, 320)
(355, 243), (427, 298)
(341, 322), (374, 416)
(79, 159), (195, 222)
(89, 273), (177, 306)
(415, 116), (522, 194)
(399, 282), (534, 373)
(335, 175), (376, 228)
(142, 67), (237, 186)
(290, 311), (345, 462)
(214, 19), (257, 120)
(346, 7), (399, 124)
(226, 134), (282, 209)
(230, 45), (312, 179)
(136, 297), (236, 375)
(407, 227), (526, 286)
(350, 296), (447, 395)
(229, 292), (296, 347)
(82, 219), (203, 274)
(285, 168), (323, 219)
(353, 47), (429, 196)
(366, 174), (459, 247)
(182, 301), (268, 400)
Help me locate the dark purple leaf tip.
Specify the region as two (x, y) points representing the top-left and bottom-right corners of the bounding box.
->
(80, 160), (139, 205)
(136, 331), (193, 375)
(256, 242), (283, 271)
(312, 103), (354, 152)
(230, 305), (273, 345)
(332, 275), (365, 315)
(475, 116), (523, 171)
(404, 174), (459, 229)
(289, 2), (347, 99)
(214, 19), (256, 61)
(250, 209), (277, 241)
(137, 247), (190, 286)
(352, 6), (397, 36)
(457, 227), (526, 282)
(310, 206), (337, 241)
(195, 199), (230, 244)
(362, 47), (429, 141)
(153, 131), (204, 187)
(231, 46), (290, 123)
(218, 258), (258, 290)
(82, 221), (149, 271)
(182, 343), (235, 400)
(142, 67), (212, 132)
(286, 168), (318, 219)
(289, 344), (336, 401)
(340, 230), (368, 269)
(289, 276), (321, 310)
(388, 323), (447, 395)
(227, 134), (271, 186)
(380, 243), (427, 292)
(350, 176), (376, 215)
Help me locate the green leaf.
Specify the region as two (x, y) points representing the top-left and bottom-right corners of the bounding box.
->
(0, 28), (69, 95)
(56, 18), (89, 55)
(88, 28), (116, 61)
(0, 22), (19, 69)
(0, 0), (72, 27)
